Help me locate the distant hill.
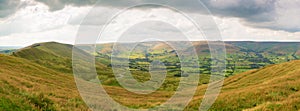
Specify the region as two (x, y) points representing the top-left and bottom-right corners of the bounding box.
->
(0, 46), (21, 55)
(228, 41), (300, 57)
(12, 42), (73, 73)
(0, 46), (22, 50)
(0, 49), (17, 55)
(97, 41), (300, 58)
(0, 54), (88, 111)
(11, 42), (93, 73)
(96, 41), (300, 75)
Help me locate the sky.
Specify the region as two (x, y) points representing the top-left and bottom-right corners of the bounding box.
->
(0, 0), (299, 46)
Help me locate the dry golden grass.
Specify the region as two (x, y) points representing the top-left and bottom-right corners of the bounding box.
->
(186, 60), (300, 111)
(0, 54), (89, 111)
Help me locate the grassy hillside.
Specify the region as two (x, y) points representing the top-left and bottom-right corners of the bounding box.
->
(12, 42), (89, 74)
(186, 60), (300, 111)
(3, 41), (300, 110)
(3, 51), (300, 110)
(94, 59), (300, 111)
(0, 54), (89, 111)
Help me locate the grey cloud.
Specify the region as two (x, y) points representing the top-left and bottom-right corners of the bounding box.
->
(201, 0), (300, 32)
(35, 0), (299, 32)
(202, 0), (276, 20)
(0, 0), (22, 18)
(33, 0), (276, 17)
(33, 0), (276, 19)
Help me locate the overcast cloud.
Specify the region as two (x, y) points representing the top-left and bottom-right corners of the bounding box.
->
(0, 0), (299, 46)
(26, 0), (300, 32)
(0, 0), (22, 18)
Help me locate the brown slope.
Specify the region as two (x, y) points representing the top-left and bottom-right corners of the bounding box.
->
(186, 60), (300, 111)
(0, 54), (89, 111)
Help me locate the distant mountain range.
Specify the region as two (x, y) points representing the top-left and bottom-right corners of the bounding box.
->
(0, 46), (22, 50)
(95, 41), (300, 75)
(0, 46), (22, 55)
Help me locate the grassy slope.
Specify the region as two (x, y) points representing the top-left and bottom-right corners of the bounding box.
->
(84, 59), (300, 111)
(0, 54), (89, 111)
(186, 60), (300, 111)
(12, 42), (74, 73)
(0, 52), (172, 110)
(12, 42), (99, 74)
